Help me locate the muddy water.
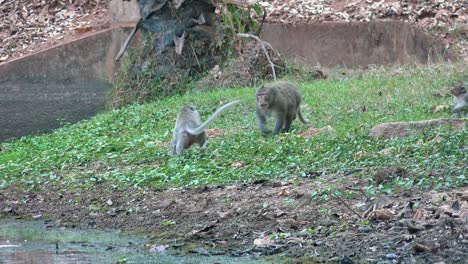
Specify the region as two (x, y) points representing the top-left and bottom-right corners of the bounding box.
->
(0, 220), (267, 264)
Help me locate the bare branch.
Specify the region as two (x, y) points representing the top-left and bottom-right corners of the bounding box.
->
(115, 22), (140, 62)
(333, 194), (364, 220)
(115, 0), (168, 61)
(236, 33), (277, 80)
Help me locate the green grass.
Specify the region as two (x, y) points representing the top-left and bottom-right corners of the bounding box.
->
(0, 63), (466, 192)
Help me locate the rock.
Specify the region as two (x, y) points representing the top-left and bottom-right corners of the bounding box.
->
(414, 242), (432, 253)
(369, 118), (466, 139)
(357, 226), (373, 233)
(341, 255), (356, 264)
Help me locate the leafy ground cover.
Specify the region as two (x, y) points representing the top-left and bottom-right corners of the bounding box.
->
(1, 62), (467, 263)
(1, 63), (466, 191)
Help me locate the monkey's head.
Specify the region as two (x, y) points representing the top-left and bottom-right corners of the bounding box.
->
(179, 105), (201, 120)
(449, 83), (466, 96)
(256, 86), (275, 110)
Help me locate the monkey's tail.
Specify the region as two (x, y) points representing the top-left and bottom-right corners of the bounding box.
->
(185, 100), (242, 135)
(298, 108), (311, 125)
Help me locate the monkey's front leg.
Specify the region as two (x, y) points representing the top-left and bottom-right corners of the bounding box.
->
(175, 132), (186, 156)
(453, 104), (467, 118)
(273, 117), (284, 135)
(256, 111), (270, 134)
(170, 135), (177, 156)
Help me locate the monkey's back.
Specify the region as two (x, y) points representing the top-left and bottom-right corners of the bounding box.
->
(268, 81), (302, 112)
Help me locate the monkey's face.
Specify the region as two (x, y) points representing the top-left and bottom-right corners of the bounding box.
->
(449, 84), (466, 96)
(256, 89), (274, 110)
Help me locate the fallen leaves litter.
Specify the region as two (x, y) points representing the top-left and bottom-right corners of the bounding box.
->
(0, 0), (109, 63)
(299, 125), (334, 139)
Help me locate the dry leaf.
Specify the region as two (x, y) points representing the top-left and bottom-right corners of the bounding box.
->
(254, 237), (276, 247)
(173, 0), (185, 9)
(379, 148), (392, 156)
(371, 209), (396, 221)
(429, 135), (444, 143)
(413, 208), (424, 220)
(76, 25), (93, 33)
(278, 186), (290, 196)
(217, 211), (232, 219)
(433, 105), (450, 113)
(149, 244), (169, 254)
(174, 31), (186, 55)
(231, 160), (245, 168)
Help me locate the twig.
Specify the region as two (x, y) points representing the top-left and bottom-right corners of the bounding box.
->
(115, 21), (141, 62)
(333, 194), (364, 220)
(255, 7), (267, 36)
(189, 42), (201, 70)
(115, 0), (168, 61)
(236, 33), (277, 80)
(345, 186), (369, 201)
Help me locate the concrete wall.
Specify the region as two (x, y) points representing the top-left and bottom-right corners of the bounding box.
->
(260, 21), (454, 67)
(0, 27), (132, 141)
(110, 0), (140, 25)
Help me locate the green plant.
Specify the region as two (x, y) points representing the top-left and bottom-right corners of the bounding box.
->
(221, 1), (263, 51)
(161, 220), (176, 226)
(0, 62), (466, 195)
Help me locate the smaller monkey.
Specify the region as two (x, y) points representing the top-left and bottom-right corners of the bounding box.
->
(170, 100), (242, 156)
(449, 82), (467, 118)
(255, 81), (310, 135)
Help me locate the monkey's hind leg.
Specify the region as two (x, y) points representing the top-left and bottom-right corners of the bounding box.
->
(281, 113), (295, 133)
(197, 133), (207, 155)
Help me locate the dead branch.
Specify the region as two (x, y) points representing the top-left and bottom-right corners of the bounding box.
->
(333, 194), (364, 220)
(115, 21), (141, 62)
(255, 7), (267, 36)
(345, 187), (369, 201)
(115, 0), (168, 62)
(236, 33), (277, 80)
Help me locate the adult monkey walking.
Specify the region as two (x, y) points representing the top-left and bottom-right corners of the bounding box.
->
(170, 100), (242, 156)
(255, 81), (310, 135)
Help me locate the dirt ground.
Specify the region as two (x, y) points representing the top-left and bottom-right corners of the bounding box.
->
(1, 171), (467, 263)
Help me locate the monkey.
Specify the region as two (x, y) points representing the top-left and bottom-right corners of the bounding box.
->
(255, 81), (310, 135)
(170, 100), (242, 156)
(448, 82), (467, 118)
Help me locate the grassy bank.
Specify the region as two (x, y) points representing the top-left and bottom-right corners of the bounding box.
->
(0, 63), (466, 193)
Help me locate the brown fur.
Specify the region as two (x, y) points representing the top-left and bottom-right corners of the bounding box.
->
(255, 81), (310, 135)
